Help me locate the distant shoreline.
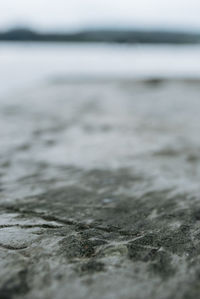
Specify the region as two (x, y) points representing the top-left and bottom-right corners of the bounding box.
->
(1, 28), (200, 44)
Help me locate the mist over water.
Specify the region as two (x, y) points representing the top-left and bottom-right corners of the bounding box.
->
(1, 42), (200, 96)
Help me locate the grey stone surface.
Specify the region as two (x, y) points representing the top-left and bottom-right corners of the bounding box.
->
(1, 79), (200, 298)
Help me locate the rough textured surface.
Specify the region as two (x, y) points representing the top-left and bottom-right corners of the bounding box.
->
(1, 79), (200, 298)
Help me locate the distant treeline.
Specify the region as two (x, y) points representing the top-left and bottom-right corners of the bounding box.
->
(1, 28), (200, 44)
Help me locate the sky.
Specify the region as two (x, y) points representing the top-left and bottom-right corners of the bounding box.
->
(1, 0), (200, 31)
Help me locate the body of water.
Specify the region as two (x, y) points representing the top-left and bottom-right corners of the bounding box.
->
(1, 42), (200, 95)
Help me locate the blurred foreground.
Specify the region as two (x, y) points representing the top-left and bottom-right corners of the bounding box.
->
(1, 78), (200, 298)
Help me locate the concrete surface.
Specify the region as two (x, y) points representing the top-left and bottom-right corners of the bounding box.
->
(1, 79), (200, 299)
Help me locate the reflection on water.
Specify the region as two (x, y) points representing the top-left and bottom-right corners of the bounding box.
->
(1, 42), (200, 95)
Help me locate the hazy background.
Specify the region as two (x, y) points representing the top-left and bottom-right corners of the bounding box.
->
(1, 0), (200, 97)
(1, 0), (200, 31)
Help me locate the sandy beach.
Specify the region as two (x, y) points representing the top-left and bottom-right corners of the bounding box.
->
(0, 78), (200, 298)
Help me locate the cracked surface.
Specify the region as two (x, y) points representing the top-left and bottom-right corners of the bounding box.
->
(1, 79), (200, 298)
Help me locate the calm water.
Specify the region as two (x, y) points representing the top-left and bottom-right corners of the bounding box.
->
(1, 42), (200, 95)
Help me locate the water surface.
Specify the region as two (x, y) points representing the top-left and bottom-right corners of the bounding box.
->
(1, 42), (200, 96)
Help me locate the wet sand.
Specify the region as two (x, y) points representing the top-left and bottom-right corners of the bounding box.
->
(1, 79), (200, 299)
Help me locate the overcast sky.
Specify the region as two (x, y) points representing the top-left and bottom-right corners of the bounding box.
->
(1, 0), (200, 31)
